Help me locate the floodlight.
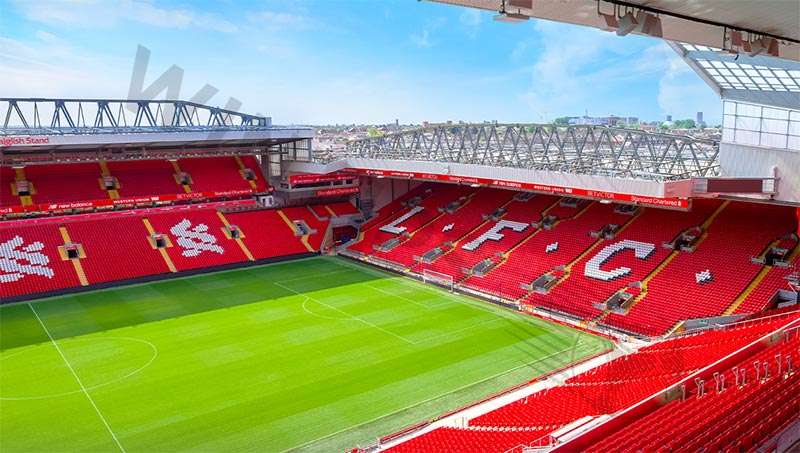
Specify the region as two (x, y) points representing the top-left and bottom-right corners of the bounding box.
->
(598, 13), (618, 32)
(493, 12), (529, 23)
(616, 11), (638, 36)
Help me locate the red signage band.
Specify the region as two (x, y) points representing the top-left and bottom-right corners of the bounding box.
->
(1, 188), (261, 215)
(315, 186), (360, 197)
(0, 136), (51, 147)
(347, 168), (689, 209)
(289, 172), (355, 185)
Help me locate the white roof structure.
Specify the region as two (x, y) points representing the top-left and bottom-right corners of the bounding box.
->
(428, 1), (800, 62)
(668, 42), (800, 111)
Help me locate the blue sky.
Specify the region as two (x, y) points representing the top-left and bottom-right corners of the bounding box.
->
(0, 0), (722, 125)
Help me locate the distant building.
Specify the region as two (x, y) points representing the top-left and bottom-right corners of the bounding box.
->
(666, 114), (673, 122)
(696, 111), (705, 126)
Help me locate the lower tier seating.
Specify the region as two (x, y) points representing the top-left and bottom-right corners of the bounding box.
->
(147, 209), (250, 271)
(0, 223), (84, 296)
(585, 321), (800, 453)
(1, 203), (345, 299)
(379, 310), (800, 453)
(63, 216), (170, 283)
(384, 427), (551, 453)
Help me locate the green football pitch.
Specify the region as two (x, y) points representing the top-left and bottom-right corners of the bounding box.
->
(0, 256), (611, 452)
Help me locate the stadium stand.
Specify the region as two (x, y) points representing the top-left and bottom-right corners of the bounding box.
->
(585, 321), (800, 453)
(177, 156), (258, 192)
(26, 163), (110, 204)
(63, 216), (171, 283)
(384, 427), (552, 453)
(0, 223), (83, 297)
(351, 184), (474, 256)
(461, 200), (627, 301)
(381, 310), (800, 453)
(146, 209), (250, 271)
(224, 209), (316, 259)
(1, 201), (343, 299)
(1, 165), (19, 207)
(110, 160), (184, 197)
(602, 202), (798, 335)
(371, 188), (516, 267)
(347, 192), (799, 336)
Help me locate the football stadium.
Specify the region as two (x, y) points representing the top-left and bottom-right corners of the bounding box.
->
(1, 1), (800, 452)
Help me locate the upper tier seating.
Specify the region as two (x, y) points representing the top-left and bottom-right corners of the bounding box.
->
(237, 155), (269, 192)
(1, 157), (269, 208)
(178, 156), (256, 192)
(110, 160), (183, 197)
(26, 163), (109, 204)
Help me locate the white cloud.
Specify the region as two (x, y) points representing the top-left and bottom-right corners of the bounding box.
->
(410, 17), (446, 48)
(459, 9), (482, 38)
(519, 20), (721, 122)
(247, 10), (320, 32)
(8, 0), (237, 32)
(657, 50), (722, 123)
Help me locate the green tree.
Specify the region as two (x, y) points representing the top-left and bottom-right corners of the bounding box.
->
(366, 127), (382, 137)
(552, 116), (570, 126)
(673, 119), (696, 129)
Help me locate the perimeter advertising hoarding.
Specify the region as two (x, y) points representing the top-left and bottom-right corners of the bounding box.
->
(348, 168), (689, 209)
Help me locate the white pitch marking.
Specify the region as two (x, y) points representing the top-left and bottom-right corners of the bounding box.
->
(274, 281), (416, 345)
(28, 303), (125, 452)
(275, 269), (353, 284)
(363, 282), (450, 309)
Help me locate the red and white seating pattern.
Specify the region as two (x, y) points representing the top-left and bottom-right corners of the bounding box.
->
(1, 203), (346, 299)
(147, 209), (249, 271)
(0, 223), (82, 296)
